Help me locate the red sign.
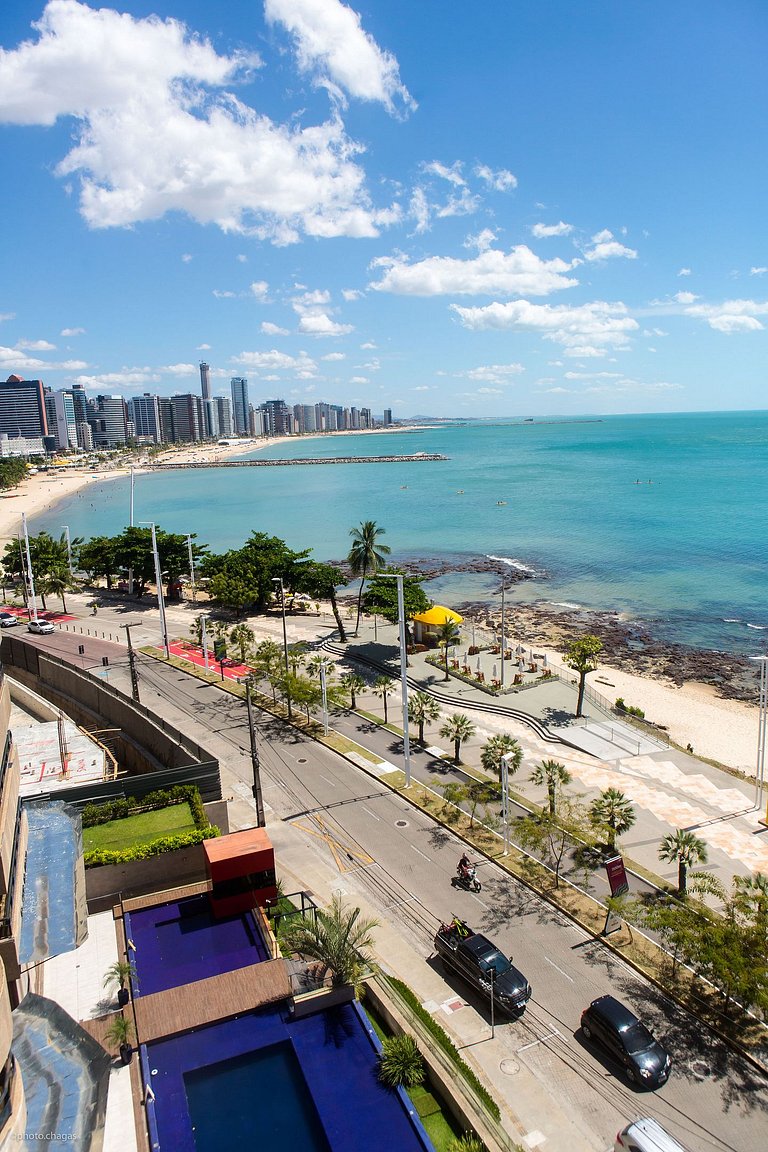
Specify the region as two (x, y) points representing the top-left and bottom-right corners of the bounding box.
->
(604, 855), (629, 897)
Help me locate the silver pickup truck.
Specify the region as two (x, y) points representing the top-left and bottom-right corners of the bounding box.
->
(433, 919), (531, 1015)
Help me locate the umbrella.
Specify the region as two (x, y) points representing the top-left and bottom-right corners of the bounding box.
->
(518, 658), (525, 673)
(492, 664), (498, 679)
(542, 652), (548, 668)
(516, 643), (525, 655)
(476, 656), (482, 672)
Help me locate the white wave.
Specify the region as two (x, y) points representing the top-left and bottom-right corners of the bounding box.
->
(746, 623), (766, 631)
(486, 553), (538, 575)
(723, 618), (742, 624)
(551, 601), (583, 609)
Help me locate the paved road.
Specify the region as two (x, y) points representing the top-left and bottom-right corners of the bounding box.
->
(17, 627), (767, 1152)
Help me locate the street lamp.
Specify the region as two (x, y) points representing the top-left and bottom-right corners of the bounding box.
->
(200, 615), (210, 670)
(62, 524), (73, 575)
(272, 576), (292, 719)
(319, 658), (331, 736)
(379, 573), (411, 786)
(751, 655), (768, 815)
(186, 534), (197, 604)
(141, 521), (170, 658)
(499, 573), (509, 688)
(500, 752), (514, 856)
(21, 514), (39, 623)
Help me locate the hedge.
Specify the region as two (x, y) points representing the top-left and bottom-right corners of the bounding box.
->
(82, 785), (209, 830)
(84, 826), (220, 868)
(383, 974), (501, 1122)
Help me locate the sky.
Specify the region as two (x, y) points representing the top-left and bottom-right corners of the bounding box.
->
(1, 1), (767, 419)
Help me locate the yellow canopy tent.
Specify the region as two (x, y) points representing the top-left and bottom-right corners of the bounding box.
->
(412, 605), (464, 626)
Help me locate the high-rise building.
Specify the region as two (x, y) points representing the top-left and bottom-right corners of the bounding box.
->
(46, 390), (78, 450)
(231, 377), (249, 435)
(260, 399), (290, 437)
(214, 397), (233, 438)
(199, 361), (211, 401)
(88, 396), (128, 447)
(383, 408), (392, 426)
(293, 404), (317, 433)
(158, 397), (175, 443)
(128, 394), (162, 443)
(0, 375), (49, 441)
(169, 394), (203, 442)
(70, 383), (91, 449)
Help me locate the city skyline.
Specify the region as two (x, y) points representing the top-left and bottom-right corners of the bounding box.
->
(1, 1), (768, 417)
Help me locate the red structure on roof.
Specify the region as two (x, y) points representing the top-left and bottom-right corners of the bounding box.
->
(203, 828), (277, 919)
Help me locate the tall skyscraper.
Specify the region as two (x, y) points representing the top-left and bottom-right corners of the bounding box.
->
(199, 361), (211, 401)
(170, 394), (203, 442)
(0, 375), (48, 440)
(261, 399), (290, 437)
(383, 408), (392, 426)
(128, 394), (162, 443)
(199, 361), (217, 438)
(214, 397), (233, 438)
(88, 396), (128, 447)
(231, 377), (249, 435)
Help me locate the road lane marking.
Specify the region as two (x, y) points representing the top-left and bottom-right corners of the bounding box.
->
(361, 805), (381, 821)
(544, 957), (574, 982)
(410, 845), (430, 861)
(517, 1028), (562, 1052)
(318, 774), (336, 787)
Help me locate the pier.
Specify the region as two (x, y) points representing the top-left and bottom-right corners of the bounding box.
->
(148, 453), (447, 469)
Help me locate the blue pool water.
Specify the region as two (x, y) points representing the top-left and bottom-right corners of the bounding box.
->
(185, 1041), (331, 1152)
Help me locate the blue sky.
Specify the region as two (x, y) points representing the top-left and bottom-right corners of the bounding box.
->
(1, 1), (767, 418)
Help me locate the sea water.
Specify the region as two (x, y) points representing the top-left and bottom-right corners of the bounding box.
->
(32, 411), (768, 654)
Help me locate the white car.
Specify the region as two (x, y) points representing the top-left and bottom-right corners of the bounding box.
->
(615, 1117), (690, 1152)
(27, 618), (55, 635)
(0, 612), (18, 628)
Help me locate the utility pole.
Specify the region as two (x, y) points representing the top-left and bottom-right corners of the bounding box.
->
(186, 534), (197, 604)
(245, 679), (266, 827)
(122, 623), (141, 703)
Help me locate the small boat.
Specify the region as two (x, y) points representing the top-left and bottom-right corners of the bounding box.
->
(456, 489), (465, 494)
(400, 485), (408, 489)
(496, 500), (507, 506)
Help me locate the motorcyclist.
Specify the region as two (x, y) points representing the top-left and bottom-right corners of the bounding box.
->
(458, 853), (472, 881)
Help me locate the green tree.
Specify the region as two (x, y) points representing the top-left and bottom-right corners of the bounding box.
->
(291, 674), (325, 723)
(229, 623), (255, 664)
(340, 671), (366, 709)
(516, 802), (584, 889)
(530, 759), (572, 818)
(292, 559), (348, 642)
(0, 458), (27, 491)
(280, 893), (378, 988)
(347, 520), (391, 635)
(563, 634), (603, 717)
(408, 691), (440, 744)
(658, 828), (709, 896)
(39, 565), (78, 614)
(362, 569), (430, 631)
(589, 787), (636, 852)
(439, 713), (476, 765)
(251, 640), (284, 704)
(372, 675), (396, 724)
(436, 620), (461, 681)
(465, 779), (499, 828)
(202, 531), (308, 613)
(480, 734), (522, 782)
(77, 535), (120, 589)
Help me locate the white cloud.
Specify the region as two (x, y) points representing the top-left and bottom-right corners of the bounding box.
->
(583, 229), (637, 262)
(423, 161), (466, 187)
(436, 188), (480, 219)
(677, 267), (691, 276)
(684, 299), (768, 333)
(474, 164), (517, 192)
(181, 253), (193, 263)
(298, 312), (353, 336)
(73, 369), (159, 388)
(350, 375), (368, 384)
(342, 289), (362, 301)
(474, 386), (503, 395)
(0, 314), (16, 324)
(750, 266), (768, 277)
(370, 245), (577, 297)
(159, 362), (196, 375)
(452, 298), (638, 354)
(231, 349), (317, 373)
(0, 1), (392, 242)
(264, 0), (414, 115)
(294, 289), (331, 307)
(408, 186), (431, 233)
(463, 363), (524, 385)
(465, 228), (497, 252)
(564, 371), (623, 380)
(237, 254), (248, 263)
(16, 339), (56, 351)
(261, 321), (289, 336)
(360, 342), (376, 349)
(531, 221), (573, 238)
(60, 326), (85, 336)
(673, 291), (698, 304)
(0, 345), (87, 371)
(250, 280), (269, 299)
(321, 352), (345, 361)
(213, 289), (237, 299)
(196, 343), (211, 350)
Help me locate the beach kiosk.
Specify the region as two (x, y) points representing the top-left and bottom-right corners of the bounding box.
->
(204, 828), (277, 919)
(412, 605), (463, 647)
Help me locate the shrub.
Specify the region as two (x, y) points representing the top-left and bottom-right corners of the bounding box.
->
(81, 786), (209, 830)
(448, 1137), (487, 1152)
(615, 697), (645, 719)
(377, 1034), (425, 1088)
(84, 826), (220, 868)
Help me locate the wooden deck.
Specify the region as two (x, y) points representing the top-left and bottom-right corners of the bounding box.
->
(121, 881), (210, 914)
(133, 959), (291, 1043)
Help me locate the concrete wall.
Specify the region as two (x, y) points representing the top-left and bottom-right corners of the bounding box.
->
(85, 843), (209, 909)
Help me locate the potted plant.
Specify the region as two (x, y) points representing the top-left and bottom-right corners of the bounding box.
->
(105, 1013), (135, 1064)
(103, 960), (138, 1007)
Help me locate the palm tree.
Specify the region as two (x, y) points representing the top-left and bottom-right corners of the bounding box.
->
(279, 893), (378, 988)
(436, 620), (461, 681)
(589, 787), (636, 852)
(252, 639), (283, 703)
(732, 871), (768, 930)
(563, 635), (603, 718)
(658, 828), (708, 896)
(439, 713), (476, 765)
(408, 691), (440, 744)
(40, 566), (78, 613)
(372, 675), (395, 724)
(347, 521), (391, 635)
(480, 733), (522, 782)
(103, 960), (138, 999)
(340, 671), (366, 709)
(229, 623), (255, 664)
(530, 759), (572, 818)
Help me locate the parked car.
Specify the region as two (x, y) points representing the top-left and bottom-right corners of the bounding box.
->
(615, 1116), (690, 1152)
(0, 612), (18, 628)
(434, 919), (531, 1015)
(27, 618), (55, 635)
(581, 995), (672, 1088)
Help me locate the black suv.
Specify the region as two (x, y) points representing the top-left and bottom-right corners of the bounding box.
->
(580, 995), (672, 1088)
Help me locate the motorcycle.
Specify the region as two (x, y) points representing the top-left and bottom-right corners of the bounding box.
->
(452, 864), (482, 893)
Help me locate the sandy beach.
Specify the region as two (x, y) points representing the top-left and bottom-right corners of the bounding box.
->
(1, 436), (761, 775)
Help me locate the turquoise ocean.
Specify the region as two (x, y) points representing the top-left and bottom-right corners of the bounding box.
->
(33, 411), (768, 655)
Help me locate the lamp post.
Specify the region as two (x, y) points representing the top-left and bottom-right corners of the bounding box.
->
(500, 752), (513, 856)
(245, 678), (266, 827)
(141, 522), (169, 658)
(200, 615), (210, 670)
(128, 466), (135, 595)
(62, 524), (73, 575)
(186, 535), (197, 604)
(272, 576), (292, 719)
(380, 573), (411, 786)
(21, 514), (38, 623)
(500, 575), (508, 688)
(122, 623), (141, 703)
(751, 655), (768, 815)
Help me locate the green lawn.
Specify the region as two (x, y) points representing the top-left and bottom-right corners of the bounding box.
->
(83, 803), (197, 852)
